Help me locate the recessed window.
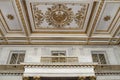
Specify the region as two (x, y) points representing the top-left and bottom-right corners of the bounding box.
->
(91, 51), (107, 64)
(51, 51), (66, 63)
(9, 51), (25, 64)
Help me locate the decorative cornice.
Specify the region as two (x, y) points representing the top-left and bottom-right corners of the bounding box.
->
(95, 72), (120, 76)
(0, 73), (23, 76)
(22, 63), (97, 68)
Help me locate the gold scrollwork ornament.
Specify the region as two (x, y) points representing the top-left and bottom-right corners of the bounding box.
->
(75, 5), (86, 27)
(46, 4), (74, 28)
(33, 4), (44, 27)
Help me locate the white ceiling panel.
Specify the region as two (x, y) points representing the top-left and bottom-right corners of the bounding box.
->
(95, 2), (120, 33)
(0, 0), (22, 32)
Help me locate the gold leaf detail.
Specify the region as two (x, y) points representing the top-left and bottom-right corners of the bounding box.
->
(45, 4), (74, 28)
(75, 5), (87, 28)
(7, 14), (14, 20)
(33, 4), (44, 27)
(104, 16), (111, 21)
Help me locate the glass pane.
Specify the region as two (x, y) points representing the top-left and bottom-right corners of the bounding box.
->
(59, 53), (65, 56)
(92, 54), (99, 63)
(52, 51), (66, 56)
(99, 54), (106, 64)
(52, 53), (58, 56)
(17, 54), (25, 64)
(10, 53), (18, 64)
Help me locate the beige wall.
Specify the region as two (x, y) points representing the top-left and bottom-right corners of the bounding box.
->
(0, 45), (120, 80)
(0, 45), (120, 64)
(0, 76), (22, 80)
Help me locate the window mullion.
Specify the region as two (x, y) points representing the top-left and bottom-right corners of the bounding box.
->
(16, 53), (19, 64)
(98, 54), (101, 64)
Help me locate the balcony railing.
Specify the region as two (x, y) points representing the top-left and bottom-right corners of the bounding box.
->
(95, 65), (120, 75)
(95, 65), (120, 71)
(41, 56), (78, 63)
(0, 64), (24, 74)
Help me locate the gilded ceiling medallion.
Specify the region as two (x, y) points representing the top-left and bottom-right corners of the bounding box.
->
(45, 4), (74, 28)
(7, 14), (14, 20)
(103, 16), (111, 21)
(33, 5), (44, 27)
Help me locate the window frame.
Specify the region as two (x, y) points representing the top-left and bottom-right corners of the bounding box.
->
(91, 51), (109, 64)
(51, 50), (66, 63)
(8, 50), (26, 64)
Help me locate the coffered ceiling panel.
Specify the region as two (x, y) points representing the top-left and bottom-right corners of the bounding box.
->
(94, 1), (120, 34)
(0, 0), (23, 33)
(25, 0), (93, 33)
(0, 0), (120, 45)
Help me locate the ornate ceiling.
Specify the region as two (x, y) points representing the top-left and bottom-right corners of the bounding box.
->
(0, 0), (120, 45)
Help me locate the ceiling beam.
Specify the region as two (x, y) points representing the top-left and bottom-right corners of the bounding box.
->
(86, 1), (97, 35)
(0, 11), (8, 44)
(116, 39), (120, 44)
(88, 0), (104, 37)
(87, 0), (105, 44)
(108, 8), (120, 44)
(109, 26), (120, 44)
(0, 28), (8, 44)
(14, 0), (31, 44)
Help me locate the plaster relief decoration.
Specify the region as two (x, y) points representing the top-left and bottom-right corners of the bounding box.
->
(29, 2), (89, 32)
(7, 14), (14, 20)
(95, 2), (120, 33)
(103, 15), (111, 21)
(75, 5), (87, 28)
(0, 0), (22, 32)
(45, 4), (74, 28)
(32, 4), (44, 27)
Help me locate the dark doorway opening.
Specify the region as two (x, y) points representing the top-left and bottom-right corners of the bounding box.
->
(41, 77), (78, 80)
